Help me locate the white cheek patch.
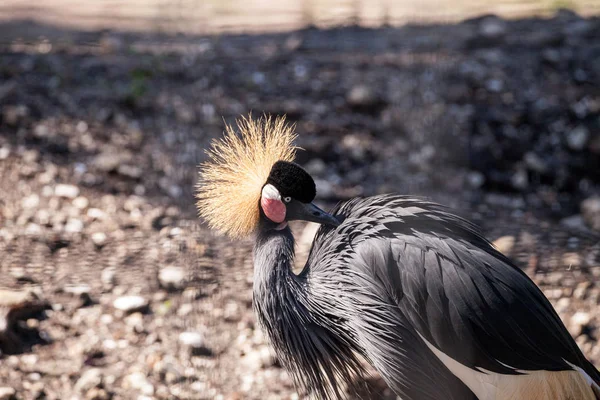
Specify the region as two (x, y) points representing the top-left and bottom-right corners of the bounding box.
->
(262, 184), (281, 201)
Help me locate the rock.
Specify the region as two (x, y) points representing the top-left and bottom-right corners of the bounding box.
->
(65, 218), (84, 233)
(346, 85), (378, 108)
(124, 372), (154, 395)
(87, 208), (107, 220)
(72, 196), (90, 210)
(0, 147), (10, 160)
(101, 268), (116, 289)
(524, 152), (548, 174)
(91, 232), (108, 248)
(478, 16), (507, 41)
(569, 311), (591, 337)
(55, 184), (80, 199)
(179, 331), (211, 356)
(75, 368), (103, 393)
(118, 164), (143, 179)
(21, 194), (40, 209)
(466, 171), (485, 188)
(178, 331), (204, 347)
(113, 296), (148, 313)
(93, 152), (131, 172)
(511, 168), (528, 190)
(566, 126), (589, 150)
(0, 387), (16, 400)
(158, 266), (186, 290)
(63, 284), (91, 296)
(492, 236), (515, 256)
(581, 196), (600, 231)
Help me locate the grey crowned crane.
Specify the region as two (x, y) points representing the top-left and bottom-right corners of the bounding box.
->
(196, 116), (600, 400)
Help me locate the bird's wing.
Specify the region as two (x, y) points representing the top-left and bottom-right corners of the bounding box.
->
(307, 195), (600, 398)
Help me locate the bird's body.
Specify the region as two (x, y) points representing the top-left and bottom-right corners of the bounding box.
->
(197, 116), (600, 400)
(253, 194), (600, 399)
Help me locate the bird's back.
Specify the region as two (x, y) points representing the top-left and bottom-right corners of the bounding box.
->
(304, 194), (600, 400)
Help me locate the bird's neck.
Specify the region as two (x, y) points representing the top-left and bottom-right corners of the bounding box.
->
(251, 224), (366, 398)
(253, 225), (297, 301)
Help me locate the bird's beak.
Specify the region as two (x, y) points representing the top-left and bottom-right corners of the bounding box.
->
(286, 200), (341, 228)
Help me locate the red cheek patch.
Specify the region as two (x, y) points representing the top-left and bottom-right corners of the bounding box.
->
(261, 197), (286, 223)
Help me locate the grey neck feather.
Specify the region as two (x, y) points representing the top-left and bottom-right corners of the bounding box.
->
(252, 224), (366, 399)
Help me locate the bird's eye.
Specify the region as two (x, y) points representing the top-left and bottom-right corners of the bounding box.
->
(283, 196), (292, 203)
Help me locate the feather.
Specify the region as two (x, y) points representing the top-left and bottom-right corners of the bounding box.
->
(196, 115), (297, 238)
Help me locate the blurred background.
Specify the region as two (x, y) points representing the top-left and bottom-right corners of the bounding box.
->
(0, 1), (599, 399)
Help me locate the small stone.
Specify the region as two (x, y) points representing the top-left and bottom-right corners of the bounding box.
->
(179, 331), (211, 356)
(581, 196), (600, 231)
(87, 208), (107, 220)
(72, 196), (90, 210)
(347, 84), (377, 108)
(63, 284), (91, 296)
(65, 218), (84, 233)
(304, 159), (327, 176)
(466, 171), (485, 188)
(569, 311), (591, 336)
(55, 184), (80, 199)
(101, 268), (116, 288)
(91, 232), (108, 248)
(511, 168), (528, 190)
(124, 372), (154, 395)
(562, 252), (582, 268)
(524, 152), (548, 174)
(118, 165), (143, 179)
(566, 126), (589, 151)
(0, 147), (10, 160)
(492, 236), (515, 256)
(158, 266), (186, 290)
(178, 331), (204, 348)
(125, 312), (144, 333)
(0, 387), (16, 400)
(75, 368), (103, 393)
(113, 296), (148, 313)
(93, 152), (126, 172)
(478, 17), (507, 40)
(21, 194), (40, 209)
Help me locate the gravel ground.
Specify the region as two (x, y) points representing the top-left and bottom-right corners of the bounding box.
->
(0, 11), (600, 400)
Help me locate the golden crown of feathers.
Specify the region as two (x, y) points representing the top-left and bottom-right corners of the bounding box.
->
(196, 115), (297, 238)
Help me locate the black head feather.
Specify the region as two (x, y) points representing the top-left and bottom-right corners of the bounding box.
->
(267, 161), (316, 203)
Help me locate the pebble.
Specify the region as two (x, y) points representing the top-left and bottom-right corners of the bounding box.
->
(178, 331), (211, 355)
(91, 232), (108, 248)
(158, 266), (186, 290)
(0, 387), (15, 400)
(21, 194), (40, 209)
(492, 235), (515, 256)
(566, 125), (589, 150)
(466, 171), (485, 188)
(65, 218), (84, 233)
(75, 368), (103, 393)
(118, 164), (143, 179)
(124, 372), (154, 395)
(73, 196), (90, 209)
(581, 196), (600, 231)
(87, 208), (107, 220)
(178, 331), (204, 348)
(569, 311), (591, 336)
(63, 284), (91, 296)
(478, 17), (507, 40)
(113, 296), (148, 313)
(101, 267), (117, 288)
(55, 184), (80, 199)
(346, 84), (377, 107)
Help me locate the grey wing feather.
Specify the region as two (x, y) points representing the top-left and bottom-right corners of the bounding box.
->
(306, 194), (600, 399)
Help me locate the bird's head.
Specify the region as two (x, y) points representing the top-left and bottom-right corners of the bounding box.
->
(196, 115), (340, 238)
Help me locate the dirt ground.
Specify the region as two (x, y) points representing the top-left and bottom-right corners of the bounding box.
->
(0, 10), (600, 400)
